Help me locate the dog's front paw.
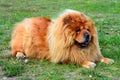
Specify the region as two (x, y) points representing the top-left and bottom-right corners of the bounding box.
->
(100, 58), (114, 64)
(16, 52), (26, 59)
(82, 61), (96, 68)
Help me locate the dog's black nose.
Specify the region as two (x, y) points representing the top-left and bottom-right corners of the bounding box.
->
(84, 33), (90, 40)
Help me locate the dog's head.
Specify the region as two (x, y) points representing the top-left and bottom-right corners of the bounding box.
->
(60, 10), (96, 47)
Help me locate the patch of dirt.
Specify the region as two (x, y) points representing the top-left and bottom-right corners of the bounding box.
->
(1, 76), (18, 80)
(62, 68), (88, 80)
(2, 50), (11, 56)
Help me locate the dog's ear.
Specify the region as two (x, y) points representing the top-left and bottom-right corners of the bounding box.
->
(63, 16), (72, 25)
(80, 13), (86, 22)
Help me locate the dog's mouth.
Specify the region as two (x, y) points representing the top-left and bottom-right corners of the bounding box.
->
(75, 39), (90, 47)
(79, 41), (89, 47)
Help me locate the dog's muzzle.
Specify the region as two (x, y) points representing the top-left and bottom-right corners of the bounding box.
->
(76, 33), (91, 47)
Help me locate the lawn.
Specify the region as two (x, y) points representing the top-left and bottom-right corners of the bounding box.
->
(0, 0), (120, 80)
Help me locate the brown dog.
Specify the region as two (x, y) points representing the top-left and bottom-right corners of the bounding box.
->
(11, 9), (114, 68)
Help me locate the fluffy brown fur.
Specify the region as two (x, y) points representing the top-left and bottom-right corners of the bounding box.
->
(11, 9), (114, 68)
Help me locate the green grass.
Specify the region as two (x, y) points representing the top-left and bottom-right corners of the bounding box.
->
(0, 58), (24, 77)
(0, 0), (120, 80)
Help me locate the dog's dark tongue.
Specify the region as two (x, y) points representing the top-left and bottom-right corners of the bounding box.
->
(79, 42), (89, 47)
(75, 41), (89, 47)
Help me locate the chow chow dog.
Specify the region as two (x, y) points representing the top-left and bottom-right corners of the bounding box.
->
(11, 9), (114, 68)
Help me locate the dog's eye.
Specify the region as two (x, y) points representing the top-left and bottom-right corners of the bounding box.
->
(76, 29), (81, 33)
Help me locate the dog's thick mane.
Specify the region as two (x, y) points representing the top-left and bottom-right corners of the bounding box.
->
(48, 9), (101, 64)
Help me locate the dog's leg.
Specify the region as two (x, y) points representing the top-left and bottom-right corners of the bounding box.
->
(16, 52), (26, 59)
(81, 61), (96, 68)
(100, 57), (114, 64)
